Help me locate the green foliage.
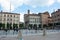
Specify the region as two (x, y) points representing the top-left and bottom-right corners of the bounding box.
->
(19, 23), (24, 28)
(28, 24), (33, 29)
(7, 23), (10, 29)
(48, 23), (53, 26)
(56, 22), (60, 25)
(0, 23), (5, 29)
(7, 23), (12, 29)
(0, 23), (2, 29)
(13, 24), (18, 29)
(33, 24), (37, 30)
(39, 24), (41, 28)
(2, 23), (5, 29)
(48, 23), (53, 29)
(43, 24), (47, 28)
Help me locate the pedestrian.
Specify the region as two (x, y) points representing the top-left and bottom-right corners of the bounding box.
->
(17, 30), (23, 40)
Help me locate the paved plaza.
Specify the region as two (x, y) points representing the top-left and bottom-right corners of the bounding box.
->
(23, 32), (60, 40)
(0, 30), (60, 40)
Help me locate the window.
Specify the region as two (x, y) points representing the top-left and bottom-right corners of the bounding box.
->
(54, 16), (56, 18)
(7, 15), (9, 17)
(14, 15), (15, 17)
(57, 15), (59, 17)
(10, 15), (12, 17)
(10, 19), (12, 21)
(30, 21), (32, 23)
(54, 20), (55, 21)
(7, 19), (9, 21)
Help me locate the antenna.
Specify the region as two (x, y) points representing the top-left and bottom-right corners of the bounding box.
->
(10, 2), (11, 13)
(28, 10), (30, 14)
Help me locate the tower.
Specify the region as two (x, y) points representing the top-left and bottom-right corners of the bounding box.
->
(28, 10), (30, 14)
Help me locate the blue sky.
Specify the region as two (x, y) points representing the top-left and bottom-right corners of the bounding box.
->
(0, 0), (60, 22)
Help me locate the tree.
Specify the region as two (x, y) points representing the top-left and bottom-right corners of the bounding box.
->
(48, 23), (53, 29)
(39, 24), (41, 28)
(56, 22), (60, 25)
(55, 22), (60, 29)
(28, 24), (33, 29)
(43, 24), (47, 28)
(9, 23), (12, 30)
(13, 23), (18, 32)
(0, 23), (2, 30)
(48, 23), (53, 26)
(2, 23), (8, 33)
(13, 24), (18, 31)
(2, 23), (5, 30)
(19, 23), (24, 29)
(7, 23), (10, 29)
(33, 24), (37, 30)
(7, 23), (12, 30)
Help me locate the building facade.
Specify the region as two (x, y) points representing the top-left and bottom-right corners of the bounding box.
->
(39, 12), (50, 28)
(51, 9), (60, 29)
(0, 11), (20, 29)
(39, 12), (51, 29)
(48, 17), (53, 29)
(24, 14), (41, 29)
(24, 10), (50, 29)
(24, 10), (41, 29)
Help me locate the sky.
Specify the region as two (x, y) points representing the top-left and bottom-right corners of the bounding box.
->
(0, 0), (60, 22)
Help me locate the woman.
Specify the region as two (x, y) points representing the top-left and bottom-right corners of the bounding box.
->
(17, 30), (23, 40)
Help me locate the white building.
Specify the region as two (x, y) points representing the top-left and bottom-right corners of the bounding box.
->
(24, 10), (41, 29)
(0, 11), (20, 29)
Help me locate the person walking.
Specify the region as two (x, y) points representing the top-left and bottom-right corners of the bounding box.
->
(17, 30), (23, 40)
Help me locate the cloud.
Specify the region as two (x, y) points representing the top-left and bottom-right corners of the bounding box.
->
(24, 0), (55, 7)
(10, 0), (23, 8)
(0, 0), (55, 12)
(57, 0), (60, 3)
(0, 0), (24, 12)
(0, 0), (14, 12)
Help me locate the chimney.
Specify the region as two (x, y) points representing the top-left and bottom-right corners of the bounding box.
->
(28, 10), (30, 14)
